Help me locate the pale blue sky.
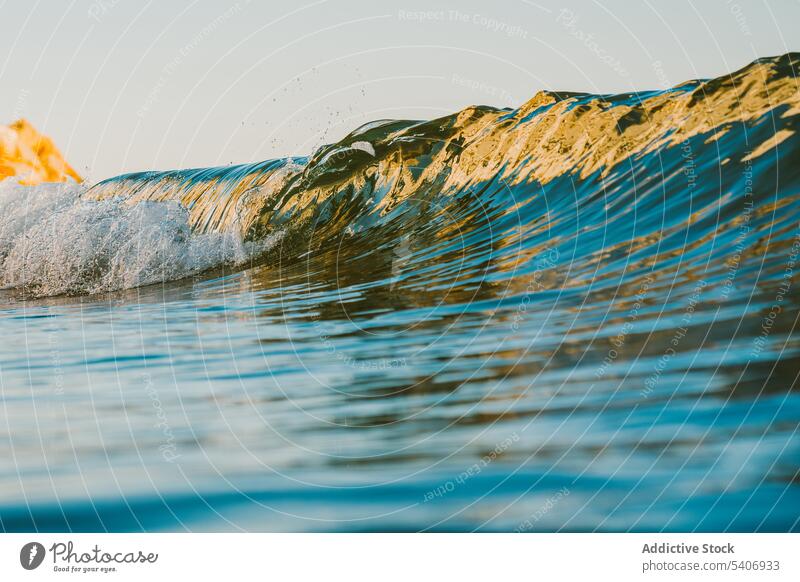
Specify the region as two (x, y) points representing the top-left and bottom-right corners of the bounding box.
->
(1, 0), (797, 181)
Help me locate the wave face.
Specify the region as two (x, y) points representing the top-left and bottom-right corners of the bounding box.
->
(1, 55), (799, 532)
(86, 54), (800, 259)
(80, 54), (800, 294)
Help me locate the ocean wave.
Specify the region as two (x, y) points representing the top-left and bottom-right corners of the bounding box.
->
(2, 54), (800, 532)
(4, 53), (800, 297)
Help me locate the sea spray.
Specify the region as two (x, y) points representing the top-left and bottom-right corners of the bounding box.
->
(0, 181), (274, 296)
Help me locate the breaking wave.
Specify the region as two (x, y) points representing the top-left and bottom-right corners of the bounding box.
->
(2, 53), (800, 532)
(3, 53), (800, 297)
(0, 181), (270, 296)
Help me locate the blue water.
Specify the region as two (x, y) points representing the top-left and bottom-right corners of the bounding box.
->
(1, 55), (799, 532)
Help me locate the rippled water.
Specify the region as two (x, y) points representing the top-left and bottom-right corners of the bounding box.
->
(1, 55), (799, 532)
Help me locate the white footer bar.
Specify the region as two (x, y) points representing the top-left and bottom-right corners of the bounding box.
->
(1, 533), (797, 581)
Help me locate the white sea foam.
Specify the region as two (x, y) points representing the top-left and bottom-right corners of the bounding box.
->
(0, 180), (268, 297)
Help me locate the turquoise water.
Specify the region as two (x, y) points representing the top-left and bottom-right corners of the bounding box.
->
(1, 57), (799, 532)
